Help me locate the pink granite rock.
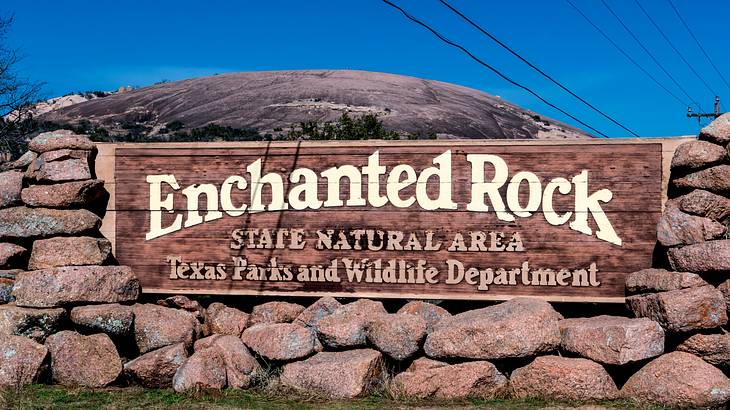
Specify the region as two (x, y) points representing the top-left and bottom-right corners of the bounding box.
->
(21, 179), (106, 208)
(241, 323), (321, 361)
(315, 299), (388, 348)
(45, 330), (122, 387)
(157, 295), (205, 322)
(396, 301), (450, 333)
(294, 296), (341, 328)
(248, 301), (305, 326)
(679, 189), (730, 222)
(172, 346), (227, 392)
(70, 303), (134, 337)
(366, 313), (426, 360)
(0, 170), (22, 209)
(621, 351), (730, 407)
(671, 139), (726, 170)
(0, 334), (48, 387)
(699, 112), (730, 145)
(0, 151), (36, 171)
(0, 303), (66, 342)
(195, 335), (261, 388)
(173, 335), (260, 391)
(204, 302), (248, 336)
(0, 243), (26, 268)
(656, 207), (725, 247)
(673, 165), (730, 193)
(27, 236), (112, 269)
(510, 356), (618, 401)
(719, 279), (730, 315)
(0, 207), (100, 240)
(677, 333), (730, 367)
(28, 130), (95, 153)
(133, 304), (199, 354)
(124, 343), (188, 388)
(625, 268), (707, 294)
(13, 265), (139, 308)
(391, 357), (507, 399)
(626, 285), (727, 332)
(668, 239), (730, 273)
(558, 315), (664, 365)
(280, 349), (384, 399)
(424, 298), (562, 360)
(25, 150), (92, 183)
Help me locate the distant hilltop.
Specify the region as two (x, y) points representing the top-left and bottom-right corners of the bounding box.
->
(4, 86), (133, 122)
(36, 70), (593, 140)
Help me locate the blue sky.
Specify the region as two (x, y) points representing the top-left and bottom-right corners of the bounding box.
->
(5, 0), (729, 137)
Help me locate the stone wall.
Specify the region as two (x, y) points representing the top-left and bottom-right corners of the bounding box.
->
(2, 123), (730, 407)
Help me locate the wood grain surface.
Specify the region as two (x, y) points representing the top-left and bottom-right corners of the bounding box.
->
(103, 139), (674, 302)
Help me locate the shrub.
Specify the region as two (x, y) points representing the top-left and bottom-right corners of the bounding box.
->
(165, 120), (184, 131)
(286, 112), (399, 141)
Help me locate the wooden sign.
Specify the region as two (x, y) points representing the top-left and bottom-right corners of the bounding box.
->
(103, 140), (672, 302)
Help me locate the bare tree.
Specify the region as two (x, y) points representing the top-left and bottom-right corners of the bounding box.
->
(0, 15), (43, 161)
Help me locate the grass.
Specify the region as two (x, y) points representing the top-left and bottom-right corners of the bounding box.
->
(0, 385), (672, 410)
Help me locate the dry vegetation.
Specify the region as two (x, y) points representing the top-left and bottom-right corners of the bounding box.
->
(0, 385), (668, 410)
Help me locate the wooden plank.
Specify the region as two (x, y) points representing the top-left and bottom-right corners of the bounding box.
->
(96, 144), (116, 255)
(99, 138), (691, 302)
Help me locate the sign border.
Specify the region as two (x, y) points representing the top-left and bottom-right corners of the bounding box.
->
(97, 138), (693, 303)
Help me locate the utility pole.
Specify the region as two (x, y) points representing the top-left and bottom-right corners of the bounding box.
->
(687, 96), (723, 124)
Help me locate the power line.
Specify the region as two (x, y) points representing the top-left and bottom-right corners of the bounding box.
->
(632, 0), (716, 96)
(380, 0), (611, 137)
(565, 0), (689, 109)
(438, 0), (638, 137)
(666, 0), (730, 92)
(599, 0), (702, 110)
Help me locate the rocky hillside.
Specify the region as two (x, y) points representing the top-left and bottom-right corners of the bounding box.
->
(38, 70), (592, 140)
